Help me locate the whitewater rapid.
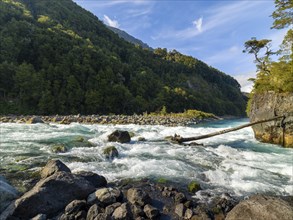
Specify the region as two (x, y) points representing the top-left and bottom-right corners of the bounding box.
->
(0, 119), (292, 199)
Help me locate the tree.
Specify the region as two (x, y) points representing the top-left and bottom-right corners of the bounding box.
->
(271, 0), (293, 29)
(243, 38), (274, 74)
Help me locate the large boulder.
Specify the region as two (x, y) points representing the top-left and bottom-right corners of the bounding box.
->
(0, 176), (19, 213)
(0, 171), (95, 219)
(226, 195), (293, 220)
(108, 130), (131, 143)
(40, 159), (71, 179)
(250, 92), (293, 147)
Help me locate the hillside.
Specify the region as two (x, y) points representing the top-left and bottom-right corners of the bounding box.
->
(0, 0), (247, 116)
(107, 26), (152, 50)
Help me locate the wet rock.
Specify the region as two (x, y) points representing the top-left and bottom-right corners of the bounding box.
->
(127, 188), (151, 206)
(88, 187), (122, 206)
(0, 171), (95, 219)
(174, 192), (186, 204)
(86, 204), (103, 220)
(103, 146), (119, 159)
(108, 130), (131, 143)
(76, 171), (107, 188)
(185, 208), (193, 219)
(226, 195), (293, 220)
(175, 203), (186, 218)
(138, 137), (146, 142)
(0, 176), (19, 213)
(131, 204), (144, 218)
(105, 202), (121, 216)
(51, 144), (68, 153)
(94, 213), (112, 220)
(40, 159), (71, 179)
(26, 116), (44, 124)
(64, 200), (86, 215)
(143, 204), (160, 219)
(112, 202), (132, 220)
(188, 181), (201, 193)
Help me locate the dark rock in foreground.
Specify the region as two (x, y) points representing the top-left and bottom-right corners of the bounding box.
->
(226, 195), (293, 220)
(0, 171), (95, 219)
(0, 176), (19, 213)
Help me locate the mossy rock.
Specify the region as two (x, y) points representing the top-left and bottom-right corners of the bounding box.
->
(129, 132), (136, 138)
(51, 144), (68, 153)
(73, 136), (84, 142)
(157, 178), (167, 184)
(103, 146), (119, 159)
(188, 180), (201, 193)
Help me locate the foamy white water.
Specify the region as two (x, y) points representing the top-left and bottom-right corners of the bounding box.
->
(0, 119), (292, 199)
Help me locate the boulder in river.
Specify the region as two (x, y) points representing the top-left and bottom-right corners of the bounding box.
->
(103, 146), (119, 159)
(0, 176), (19, 213)
(226, 195), (293, 220)
(108, 130), (131, 143)
(26, 116), (44, 124)
(0, 171), (95, 219)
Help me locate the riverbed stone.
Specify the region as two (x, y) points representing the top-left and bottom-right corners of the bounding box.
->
(0, 176), (19, 213)
(175, 203), (186, 218)
(143, 204), (160, 219)
(86, 204), (103, 220)
(108, 130), (131, 143)
(0, 171), (95, 219)
(127, 188), (151, 207)
(112, 202), (132, 220)
(40, 159), (71, 178)
(225, 195), (293, 220)
(103, 146), (119, 159)
(88, 187), (123, 206)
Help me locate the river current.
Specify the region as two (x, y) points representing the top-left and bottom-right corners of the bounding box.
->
(0, 118), (292, 200)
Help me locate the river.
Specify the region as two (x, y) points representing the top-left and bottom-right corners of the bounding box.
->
(0, 118), (292, 200)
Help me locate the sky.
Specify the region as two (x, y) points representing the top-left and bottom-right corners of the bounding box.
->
(73, 0), (288, 92)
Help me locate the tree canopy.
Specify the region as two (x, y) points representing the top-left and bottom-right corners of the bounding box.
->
(243, 0), (293, 94)
(0, 0), (247, 116)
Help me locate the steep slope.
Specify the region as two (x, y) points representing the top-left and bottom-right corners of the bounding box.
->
(107, 26), (152, 50)
(0, 0), (246, 116)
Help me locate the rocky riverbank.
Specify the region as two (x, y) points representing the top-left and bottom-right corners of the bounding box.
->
(1, 159), (292, 220)
(0, 114), (220, 127)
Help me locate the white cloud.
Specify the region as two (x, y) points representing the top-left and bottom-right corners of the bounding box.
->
(234, 72), (256, 93)
(155, 1), (264, 40)
(193, 17), (203, 32)
(103, 15), (120, 28)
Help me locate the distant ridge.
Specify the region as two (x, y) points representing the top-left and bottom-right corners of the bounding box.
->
(107, 26), (153, 50)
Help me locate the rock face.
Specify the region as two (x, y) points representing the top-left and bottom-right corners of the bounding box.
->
(0, 171), (95, 219)
(226, 195), (293, 220)
(40, 159), (71, 178)
(0, 176), (19, 213)
(250, 92), (293, 147)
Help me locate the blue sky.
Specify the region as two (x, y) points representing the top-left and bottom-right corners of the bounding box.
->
(73, 0), (288, 92)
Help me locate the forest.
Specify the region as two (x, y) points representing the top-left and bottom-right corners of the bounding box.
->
(0, 0), (247, 116)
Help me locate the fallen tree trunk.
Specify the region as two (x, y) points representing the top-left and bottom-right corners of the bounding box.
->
(172, 115), (286, 144)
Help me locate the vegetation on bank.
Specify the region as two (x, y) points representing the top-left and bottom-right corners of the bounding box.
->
(0, 0), (246, 116)
(147, 107), (216, 119)
(244, 0), (292, 115)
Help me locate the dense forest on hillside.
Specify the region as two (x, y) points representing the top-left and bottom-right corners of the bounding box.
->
(0, 0), (247, 116)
